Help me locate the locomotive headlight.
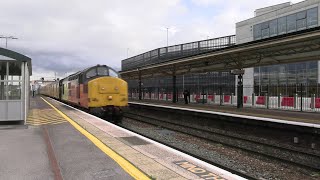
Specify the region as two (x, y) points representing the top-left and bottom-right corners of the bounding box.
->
(108, 96), (113, 100)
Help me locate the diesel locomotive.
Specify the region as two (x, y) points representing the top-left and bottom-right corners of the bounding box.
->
(40, 65), (128, 122)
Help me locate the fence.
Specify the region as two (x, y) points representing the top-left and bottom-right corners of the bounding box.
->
(128, 84), (320, 113)
(122, 35), (236, 71)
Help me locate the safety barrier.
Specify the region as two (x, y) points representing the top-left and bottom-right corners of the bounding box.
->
(281, 97), (295, 107)
(256, 96), (266, 105)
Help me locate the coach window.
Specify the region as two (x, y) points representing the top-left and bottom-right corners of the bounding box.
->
(269, 19), (278, 37)
(86, 68), (97, 78)
(253, 24), (261, 40)
(297, 11), (307, 30)
(307, 8), (318, 28)
(287, 14), (297, 33)
(278, 16), (287, 35)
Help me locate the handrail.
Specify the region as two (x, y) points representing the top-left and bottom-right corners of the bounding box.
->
(121, 35), (236, 71)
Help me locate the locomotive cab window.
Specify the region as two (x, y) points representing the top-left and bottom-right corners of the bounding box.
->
(109, 68), (119, 78)
(97, 66), (108, 76)
(86, 68), (97, 78)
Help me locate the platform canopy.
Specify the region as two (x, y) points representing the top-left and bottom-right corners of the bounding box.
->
(0, 47), (32, 74)
(120, 27), (320, 79)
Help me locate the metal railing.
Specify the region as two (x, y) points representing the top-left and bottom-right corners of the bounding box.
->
(122, 35), (236, 71)
(128, 84), (320, 113)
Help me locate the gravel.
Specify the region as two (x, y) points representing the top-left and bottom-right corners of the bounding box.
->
(121, 117), (320, 180)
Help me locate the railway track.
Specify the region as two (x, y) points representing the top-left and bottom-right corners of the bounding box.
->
(119, 116), (257, 180)
(123, 112), (320, 173)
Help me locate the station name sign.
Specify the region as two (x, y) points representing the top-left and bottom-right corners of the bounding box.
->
(230, 69), (245, 75)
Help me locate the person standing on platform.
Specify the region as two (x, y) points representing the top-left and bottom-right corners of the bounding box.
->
(183, 89), (189, 104)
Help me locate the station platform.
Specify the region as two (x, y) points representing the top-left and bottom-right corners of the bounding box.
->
(129, 99), (320, 126)
(0, 96), (244, 180)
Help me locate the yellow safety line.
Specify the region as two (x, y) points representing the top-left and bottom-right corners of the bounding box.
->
(40, 97), (150, 180)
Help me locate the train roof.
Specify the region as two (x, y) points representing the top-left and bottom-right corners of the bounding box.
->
(63, 64), (111, 81)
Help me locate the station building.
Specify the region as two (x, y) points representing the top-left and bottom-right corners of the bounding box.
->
(0, 48), (32, 123)
(124, 0), (320, 101)
(237, 0), (320, 96)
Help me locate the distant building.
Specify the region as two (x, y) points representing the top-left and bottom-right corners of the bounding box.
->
(236, 0), (320, 96)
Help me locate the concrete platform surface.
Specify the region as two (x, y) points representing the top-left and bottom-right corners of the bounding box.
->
(46, 96), (245, 180)
(0, 127), (54, 180)
(0, 96), (133, 180)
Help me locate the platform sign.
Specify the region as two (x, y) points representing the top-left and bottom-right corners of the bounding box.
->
(230, 69), (245, 75)
(173, 160), (226, 180)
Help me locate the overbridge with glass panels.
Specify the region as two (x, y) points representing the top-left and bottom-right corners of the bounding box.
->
(120, 26), (320, 108)
(0, 48), (32, 123)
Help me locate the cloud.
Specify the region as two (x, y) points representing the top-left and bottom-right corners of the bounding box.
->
(0, 0), (304, 80)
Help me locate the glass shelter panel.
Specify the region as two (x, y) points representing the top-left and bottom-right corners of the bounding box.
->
(8, 82), (21, 100)
(8, 61), (22, 80)
(0, 61), (7, 81)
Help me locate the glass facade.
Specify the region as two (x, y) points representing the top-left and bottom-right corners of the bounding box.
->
(253, 7), (319, 91)
(127, 72), (236, 98)
(254, 7), (318, 40)
(0, 61), (22, 100)
(254, 61), (318, 86)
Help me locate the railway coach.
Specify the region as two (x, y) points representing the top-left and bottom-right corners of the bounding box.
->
(40, 65), (128, 123)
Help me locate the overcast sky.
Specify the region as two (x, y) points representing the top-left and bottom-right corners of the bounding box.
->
(0, 0), (303, 80)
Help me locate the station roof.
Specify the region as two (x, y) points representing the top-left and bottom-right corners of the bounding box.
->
(120, 26), (320, 79)
(0, 47), (32, 75)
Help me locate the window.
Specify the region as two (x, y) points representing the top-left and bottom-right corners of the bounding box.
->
(0, 82), (5, 100)
(297, 11), (307, 30)
(307, 8), (318, 28)
(253, 24), (261, 40)
(97, 66), (108, 76)
(109, 68), (119, 78)
(269, 19), (278, 37)
(287, 14), (297, 33)
(0, 61), (22, 100)
(261, 22), (269, 39)
(86, 68), (97, 78)
(8, 82), (21, 100)
(278, 16), (287, 35)
(0, 61), (7, 81)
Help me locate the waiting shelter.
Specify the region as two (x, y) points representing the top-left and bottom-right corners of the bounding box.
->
(0, 47), (32, 123)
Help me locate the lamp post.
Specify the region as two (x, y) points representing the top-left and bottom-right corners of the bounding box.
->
(166, 27), (169, 47)
(0, 35), (18, 48)
(127, 48), (129, 58)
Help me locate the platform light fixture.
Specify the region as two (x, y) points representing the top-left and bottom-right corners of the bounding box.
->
(0, 35), (18, 48)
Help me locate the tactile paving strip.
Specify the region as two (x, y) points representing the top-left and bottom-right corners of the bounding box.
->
(27, 108), (67, 126)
